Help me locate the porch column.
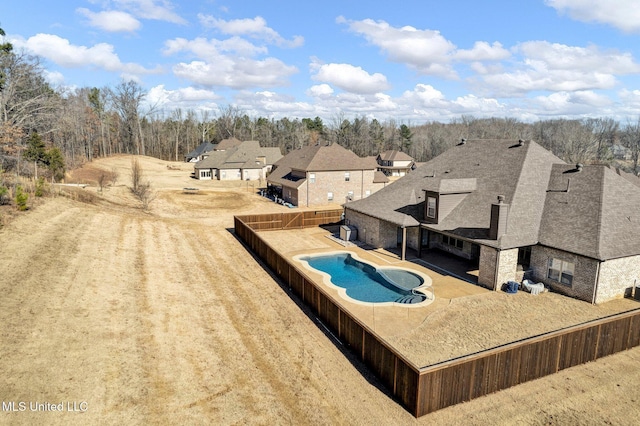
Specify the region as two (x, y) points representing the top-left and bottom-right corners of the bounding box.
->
(401, 227), (407, 261)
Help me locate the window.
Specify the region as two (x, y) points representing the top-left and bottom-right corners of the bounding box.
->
(548, 258), (574, 286)
(426, 197), (436, 218)
(221, 171), (226, 179)
(442, 235), (464, 250)
(309, 173), (316, 183)
(327, 192), (333, 201)
(365, 190), (371, 197)
(345, 172), (350, 182)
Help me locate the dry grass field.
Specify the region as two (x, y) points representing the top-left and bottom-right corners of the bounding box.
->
(1, 155), (639, 425)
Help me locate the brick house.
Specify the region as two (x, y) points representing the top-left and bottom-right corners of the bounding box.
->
(267, 142), (389, 207)
(344, 139), (640, 304)
(376, 150), (415, 177)
(193, 140), (282, 181)
(184, 141), (215, 162)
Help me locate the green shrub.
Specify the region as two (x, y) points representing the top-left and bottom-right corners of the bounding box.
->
(15, 185), (28, 211)
(0, 185), (8, 205)
(35, 177), (45, 197)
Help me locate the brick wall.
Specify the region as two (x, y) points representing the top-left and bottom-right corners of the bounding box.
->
(530, 246), (599, 303)
(496, 248), (519, 288)
(596, 255), (640, 303)
(478, 245), (498, 289)
(345, 210), (397, 248)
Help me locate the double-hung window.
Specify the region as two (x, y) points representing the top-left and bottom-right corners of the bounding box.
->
(344, 172), (350, 182)
(547, 258), (574, 286)
(426, 197), (436, 219)
(309, 173), (316, 183)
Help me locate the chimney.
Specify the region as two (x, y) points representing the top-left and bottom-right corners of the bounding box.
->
(489, 195), (509, 240)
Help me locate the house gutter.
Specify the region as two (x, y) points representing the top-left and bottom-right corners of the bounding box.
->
(591, 261), (601, 305)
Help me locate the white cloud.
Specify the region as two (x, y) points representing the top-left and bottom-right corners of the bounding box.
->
(337, 16), (457, 77)
(146, 85), (221, 110)
(473, 41), (640, 97)
(198, 14), (303, 48)
(545, 0), (640, 33)
(163, 37), (267, 58)
(164, 36), (297, 89)
(530, 91), (611, 116)
(44, 70), (65, 86)
(77, 8), (141, 33)
(113, 0), (186, 25)
(172, 59), (297, 90)
(455, 41), (510, 61)
(311, 63), (390, 94)
(518, 41), (640, 74)
(307, 84), (334, 98)
(13, 33), (158, 75)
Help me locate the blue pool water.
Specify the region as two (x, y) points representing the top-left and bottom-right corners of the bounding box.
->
(300, 253), (426, 304)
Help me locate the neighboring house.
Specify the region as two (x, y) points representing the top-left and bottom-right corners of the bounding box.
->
(344, 139), (640, 304)
(376, 150), (415, 177)
(185, 142), (215, 162)
(611, 144), (632, 161)
(214, 137), (243, 151)
(267, 142), (389, 207)
(193, 140), (282, 181)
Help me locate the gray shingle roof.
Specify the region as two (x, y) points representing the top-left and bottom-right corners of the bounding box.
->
(539, 164), (640, 260)
(194, 140), (282, 171)
(267, 143), (377, 188)
(377, 150), (414, 162)
(185, 142), (215, 159)
(346, 139), (564, 248)
(347, 139), (640, 259)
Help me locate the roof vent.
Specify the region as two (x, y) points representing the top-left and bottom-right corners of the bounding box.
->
(497, 194), (505, 204)
(576, 163), (583, 172)
(460, 138), (466, 144)
(518, 139), (524, 146)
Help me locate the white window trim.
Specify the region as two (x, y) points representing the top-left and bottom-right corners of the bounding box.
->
(548, 258), (574, 286)
(345, 172), (350, 182)
(427, 196), (436, 219)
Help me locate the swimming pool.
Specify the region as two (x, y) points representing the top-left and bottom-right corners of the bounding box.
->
(296, 252), (433, 305)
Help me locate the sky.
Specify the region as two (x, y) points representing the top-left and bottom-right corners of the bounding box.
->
(2, 0), (640, 123)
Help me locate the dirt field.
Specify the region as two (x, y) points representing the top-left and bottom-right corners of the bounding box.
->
(1, 155), (639, 425)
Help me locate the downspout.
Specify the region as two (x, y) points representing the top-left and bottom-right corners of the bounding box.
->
(306, 172), (309, 207)
(361, 169), (364, 199)
(592, 261), (601, 305)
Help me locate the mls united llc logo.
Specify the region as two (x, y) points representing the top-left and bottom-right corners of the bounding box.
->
(2, 401), (88, 412)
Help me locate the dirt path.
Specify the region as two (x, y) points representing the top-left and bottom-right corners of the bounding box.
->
(1, 155), (639, 425)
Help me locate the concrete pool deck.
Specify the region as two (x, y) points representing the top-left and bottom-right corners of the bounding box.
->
(258, 226), (491, 337)
(256, 226), (640, 366)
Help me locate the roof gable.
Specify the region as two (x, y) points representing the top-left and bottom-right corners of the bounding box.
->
(346, 139), (565, 246)
(539, 164), (640, 260)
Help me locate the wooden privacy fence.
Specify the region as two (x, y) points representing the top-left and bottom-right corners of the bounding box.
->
(234, 213), (640, 417)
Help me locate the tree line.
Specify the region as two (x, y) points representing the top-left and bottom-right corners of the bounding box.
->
(2, 26), (640, 181)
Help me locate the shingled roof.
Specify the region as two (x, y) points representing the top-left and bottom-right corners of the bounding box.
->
(346, 139), (564, 249)
(539, 164), (640, 260)
(267, 143), (377, 187)
(185, 142), (215, 160)
(377, 150), (413, 162)
(347, 139), (640, 259)
(194, 140), (282, 170)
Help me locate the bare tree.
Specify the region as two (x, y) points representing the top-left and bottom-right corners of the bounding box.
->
(111, 80), (147, 155)
(129, 157), (156, 210)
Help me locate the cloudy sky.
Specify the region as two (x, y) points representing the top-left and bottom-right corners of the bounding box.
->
(3, 0), (640, 122)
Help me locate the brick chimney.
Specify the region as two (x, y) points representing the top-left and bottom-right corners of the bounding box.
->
(489, 195), (509, 240)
